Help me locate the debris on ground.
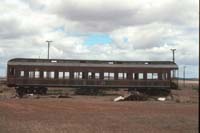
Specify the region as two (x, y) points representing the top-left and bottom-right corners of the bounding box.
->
(58, 93), (70, 98)
(124, 91), (148, 101)
(114, 91), (148, 102)
(113, 96), (125, 102)
(27, 94), (34, 97)
(157, 97), (166, 101)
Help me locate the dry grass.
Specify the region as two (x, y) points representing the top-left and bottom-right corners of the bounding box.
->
(0, 98), (198, 133)
(0, 80), (199, 133)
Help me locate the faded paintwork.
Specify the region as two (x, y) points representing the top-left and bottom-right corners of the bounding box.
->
(7, 58), (178, 89)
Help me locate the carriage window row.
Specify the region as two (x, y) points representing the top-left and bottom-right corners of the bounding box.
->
(18, 70), (168, 80)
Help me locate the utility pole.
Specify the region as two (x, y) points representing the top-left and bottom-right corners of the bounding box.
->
(170, 49), (176, 78)
(46, 40), (52, 59)
(170, 49), (176, 63)
(183, 66), (186, 87)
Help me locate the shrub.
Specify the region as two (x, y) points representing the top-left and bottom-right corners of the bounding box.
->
(192, 87), (199, 91)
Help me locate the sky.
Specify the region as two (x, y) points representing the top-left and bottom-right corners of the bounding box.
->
(0, 0), (199, 78)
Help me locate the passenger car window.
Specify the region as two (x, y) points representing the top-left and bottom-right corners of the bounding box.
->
(29, 71), (34, 78)
(104, 72), (115, 80)
(74, 72), (82, 79)
(95, 73), (100, 79)
(35, 71), (40, 78)
(58, 72), (64, 79)
(139, 73), (143, 80)
(9, 68), (15, 75)
(118, 73), (127, 80)
(132, 73), (135, 80)
(50, 71), (55, 79)
(20, 71), (24, 77)
(153, 73), (158, 79)
(64, 72), (70, 79)
(88, 72), (92, 79)
(43, 71), (47, 78)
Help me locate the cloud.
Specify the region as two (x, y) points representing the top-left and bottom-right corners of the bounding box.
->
(46, 0), (198, 32)
(0, 0), (198, 78)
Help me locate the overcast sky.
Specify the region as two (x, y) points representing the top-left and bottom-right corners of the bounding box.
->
(0, 0), (199, 78)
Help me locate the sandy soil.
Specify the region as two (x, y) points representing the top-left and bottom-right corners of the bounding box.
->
(0, 81), (199, 133)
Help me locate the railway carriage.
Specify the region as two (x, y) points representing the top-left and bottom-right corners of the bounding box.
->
(7, 58), (178, 97)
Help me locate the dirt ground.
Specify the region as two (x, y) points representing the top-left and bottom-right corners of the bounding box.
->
(0, 80), (199, 133)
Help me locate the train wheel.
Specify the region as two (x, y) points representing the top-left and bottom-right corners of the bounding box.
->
(15, 87), (24, 98)
(27, 88), (32, 94)
(29, 88), (34, 94)
(33, 88), (38, 94)
(146, 88), (171, 96)
(38, 87), (44, 95)
(35, 87), (41, 94)
(41, 87), (47, 95)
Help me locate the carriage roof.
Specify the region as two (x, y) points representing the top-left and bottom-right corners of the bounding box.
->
(8, 58), (178, 69)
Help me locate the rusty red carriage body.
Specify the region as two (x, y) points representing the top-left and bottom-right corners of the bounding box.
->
(7, 58), (178, 96)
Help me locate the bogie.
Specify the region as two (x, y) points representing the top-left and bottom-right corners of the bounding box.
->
(15, 86), (48, 98)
